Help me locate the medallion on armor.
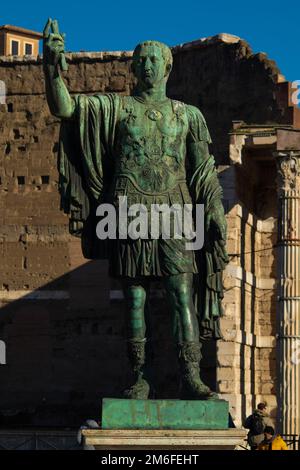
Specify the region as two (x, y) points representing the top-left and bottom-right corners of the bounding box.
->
(115, 97), (189, 193)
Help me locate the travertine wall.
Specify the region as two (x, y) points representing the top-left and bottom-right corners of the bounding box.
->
(0, 34), (295, 426)
(218, 144), (278, 426)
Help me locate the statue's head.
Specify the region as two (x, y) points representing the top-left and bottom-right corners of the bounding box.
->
(132, 40), (173, 88)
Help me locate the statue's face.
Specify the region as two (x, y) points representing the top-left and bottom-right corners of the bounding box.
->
(133, 44), (169, 87)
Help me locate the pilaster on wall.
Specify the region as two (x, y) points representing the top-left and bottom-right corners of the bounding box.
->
(275, 151), (300, 435)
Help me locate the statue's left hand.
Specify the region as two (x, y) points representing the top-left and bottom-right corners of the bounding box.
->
(206, 207), (227, 244)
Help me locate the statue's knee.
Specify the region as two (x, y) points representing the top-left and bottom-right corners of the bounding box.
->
(170, 286), (190, 309)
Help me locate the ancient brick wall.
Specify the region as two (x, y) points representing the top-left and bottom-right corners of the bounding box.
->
(0, 34), (294, 426)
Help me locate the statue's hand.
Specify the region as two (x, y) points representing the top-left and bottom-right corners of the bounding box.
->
(206, 206), (227, 245)
(43, 18), (68, 71)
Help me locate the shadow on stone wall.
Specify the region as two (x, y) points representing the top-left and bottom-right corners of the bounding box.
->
(0, 262), (217, 427)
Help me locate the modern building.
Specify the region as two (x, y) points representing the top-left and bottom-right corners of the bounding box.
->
(0, 25), (42, 56)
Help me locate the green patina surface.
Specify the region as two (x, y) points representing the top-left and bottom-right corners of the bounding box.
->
(43, 19), (229, 401)
(102, 398), (229, 429)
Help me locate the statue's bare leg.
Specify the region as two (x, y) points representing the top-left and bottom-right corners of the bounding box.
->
(122, 278), (151, 399)
(164, 272), (216, 399)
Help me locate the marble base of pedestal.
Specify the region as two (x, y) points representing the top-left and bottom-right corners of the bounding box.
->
(82, 429), (247, 450)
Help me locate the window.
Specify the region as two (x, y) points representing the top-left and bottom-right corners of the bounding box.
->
(11, 40), (19, 55)
(41, 175), (50, 184)
(25, 43), (33, 55)
(17, 176), (25, 185)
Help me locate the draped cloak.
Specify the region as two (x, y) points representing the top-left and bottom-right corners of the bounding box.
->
(58, 93), (229, 339)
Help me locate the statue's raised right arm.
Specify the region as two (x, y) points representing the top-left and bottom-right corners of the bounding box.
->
(43, 18), (74, 119)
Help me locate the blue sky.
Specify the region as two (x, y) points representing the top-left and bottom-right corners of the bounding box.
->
(1, 0), (299, 81)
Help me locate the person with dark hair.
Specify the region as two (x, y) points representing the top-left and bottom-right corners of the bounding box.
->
(244, 402), (273, 450)
(257, 402), (267, 411)
(258, 426), (288, 450)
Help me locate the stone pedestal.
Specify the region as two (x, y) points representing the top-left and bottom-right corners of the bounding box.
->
(82, 429), (247, 450)
(82, 398), (247, 450)
(102, 398), (229, 430)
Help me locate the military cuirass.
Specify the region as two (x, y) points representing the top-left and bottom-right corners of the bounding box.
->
(114, 96), (189, 194)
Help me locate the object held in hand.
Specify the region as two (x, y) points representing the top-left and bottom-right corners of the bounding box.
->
(43, 17), (68, 71)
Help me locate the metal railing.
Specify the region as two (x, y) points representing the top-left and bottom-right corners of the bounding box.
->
(240, 434), (300, 451)
(281, 434), (300, 450)
(0, 429), (80, 450)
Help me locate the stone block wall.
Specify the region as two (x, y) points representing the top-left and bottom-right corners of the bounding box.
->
(218, 152), (278, 426)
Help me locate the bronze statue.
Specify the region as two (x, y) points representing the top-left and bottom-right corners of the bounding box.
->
(43, 19), (228, 400)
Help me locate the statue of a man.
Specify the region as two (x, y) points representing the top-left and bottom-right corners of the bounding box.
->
(43, 19), (229, 400)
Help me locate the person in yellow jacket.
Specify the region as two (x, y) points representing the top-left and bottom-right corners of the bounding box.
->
(258, 426), (288, 450)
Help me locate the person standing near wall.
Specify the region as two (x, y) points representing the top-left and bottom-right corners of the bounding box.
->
(244, 402), (273, 450)
(258, 426), (288, 450)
